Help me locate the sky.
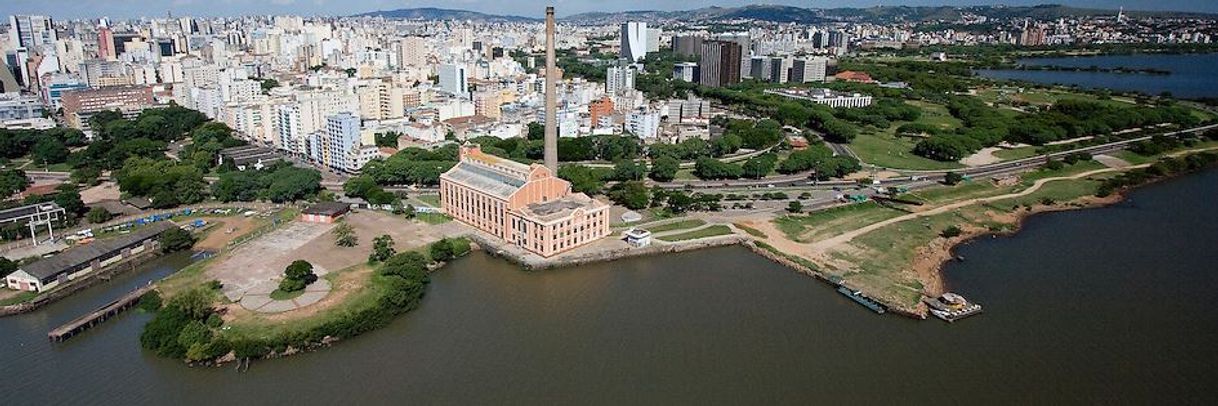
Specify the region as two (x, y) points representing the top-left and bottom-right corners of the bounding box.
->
(0, 0), (1214, 20)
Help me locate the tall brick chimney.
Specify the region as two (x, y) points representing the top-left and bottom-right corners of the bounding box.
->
(543, 6), (558, 173)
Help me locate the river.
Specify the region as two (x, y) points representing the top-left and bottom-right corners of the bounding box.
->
(3, 169), (1218, 404)
(976, 53), (1218, 99)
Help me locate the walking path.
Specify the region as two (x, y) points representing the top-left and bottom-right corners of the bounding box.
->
(238, 279), (332, 313)
(806, 142), (1218, 254)
(806, 167), (1123, 254)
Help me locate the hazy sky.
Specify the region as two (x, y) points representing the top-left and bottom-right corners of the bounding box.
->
(1, 0), (1214, 20)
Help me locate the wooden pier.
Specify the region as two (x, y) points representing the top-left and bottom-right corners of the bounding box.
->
(48, 284), (154, 342)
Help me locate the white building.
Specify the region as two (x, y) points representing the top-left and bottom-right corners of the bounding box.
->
(673, 62), (698, 82)
(620, 22), (648, 62)
(765, 88), (872, 108)
(322, 112), (363, 173)
(438, 64), (469, 99)
(625, 108), (661, 139)
(790, 57), (828, 83)
(606, 66), (636, 95)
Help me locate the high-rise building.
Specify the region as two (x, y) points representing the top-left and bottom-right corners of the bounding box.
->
(60, 85), (154, 130)
(698, 40), (742, 88)
(769, 57), (792, 83)
(625, 108), (661, 138)
(438, 64), (468, 98)
(672, 35), (704, 58)
(828, 31), (848, 49)
(398, 36), (427, 67)
(646, 28), (661, 53)
(97, 26), (116, 60)
(322, 112), (363, 173)
(9, 15), (57, 49)
(749, 56), (771, 81)
(605, 66), (636, 94)
(589, 96), (614, 127)
(672, 62), (698, 82)
(620, 22), (648, 62)
(790, 57), (828, 83)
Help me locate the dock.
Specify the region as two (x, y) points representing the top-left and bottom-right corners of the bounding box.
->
(48, 284), (154, 342)
(837, 286), (887, 314)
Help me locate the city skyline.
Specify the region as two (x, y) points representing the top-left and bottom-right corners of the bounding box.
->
(1, 0), (1216, 20)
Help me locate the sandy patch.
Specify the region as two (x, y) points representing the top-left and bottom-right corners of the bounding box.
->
(79, 182), (121, 204)
(193, 216), (259, 251)
(960, 147), (1004, 167)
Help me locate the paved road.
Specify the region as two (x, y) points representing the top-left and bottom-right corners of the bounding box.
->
(652, 123), (1218, 191)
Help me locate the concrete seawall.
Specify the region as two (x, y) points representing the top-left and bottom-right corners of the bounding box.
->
(467, 233), (747, 271)
(466, 233), (928, 319)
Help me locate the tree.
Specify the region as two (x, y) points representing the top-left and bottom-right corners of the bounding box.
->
(53, 184), (86, 217)
(158, 228), (197, 253)
(115, 158), (207, 208)
(944, 171), (965, 185)
(369, 235), (396, 263)
(87, 207), (114, 224)
(710, 133), (743, 157)
(941, 225), (963, 238)
(0, 257), (15, 278)
(557, 164), (605, 195)
(741, 154), (778, 179)
(693, 158), (742, 180)
(32, 137), (69, 165)
(333, 223), (358, 247)
(649, 155), (679, 182)
(279, 260), (317, 292)
(787, 201), (804, 213)
(374, 131), (401, 148)
(607, 181), (650, 210)
(259, 78), (280, 94)
(70, 166), (102, 186)
(611, 160), (647, 181)
(429, 238), (456, 262)
(0, 169), (30, 200)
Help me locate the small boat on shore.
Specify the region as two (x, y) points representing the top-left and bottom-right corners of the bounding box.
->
(924, 293), (982, 322)
(837, 286), (886, 314)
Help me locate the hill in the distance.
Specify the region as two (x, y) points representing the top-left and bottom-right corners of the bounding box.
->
(351, 7), (537, 22)
(352, 4), (1216, 25)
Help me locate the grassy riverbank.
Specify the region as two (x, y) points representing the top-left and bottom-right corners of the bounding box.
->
(758, 140), (1218, 314)
(141, 228), (472, 363)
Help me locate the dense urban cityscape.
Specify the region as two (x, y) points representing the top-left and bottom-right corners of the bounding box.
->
(2, 1), (1218, 404)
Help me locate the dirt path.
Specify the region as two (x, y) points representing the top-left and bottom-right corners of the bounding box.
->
(807, 167), (1123, 254)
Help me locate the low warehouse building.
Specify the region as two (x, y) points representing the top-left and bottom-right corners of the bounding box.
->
(301, 202), (351, 223)
(4, 222), (175, 292)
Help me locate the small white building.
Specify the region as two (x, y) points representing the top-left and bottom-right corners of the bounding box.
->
(624, 228), (652, 248)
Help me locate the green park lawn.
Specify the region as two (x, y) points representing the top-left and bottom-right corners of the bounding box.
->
(847, 100), (966, 171)
(773, 201), (905, 243)
(657, 225), (734, 242)
(415, 194), (441, 207)
(644, 219), (707, 233)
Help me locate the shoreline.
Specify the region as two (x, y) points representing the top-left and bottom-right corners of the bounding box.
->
(917, 164), (1216, 308)
(915, 193), (1123, 299)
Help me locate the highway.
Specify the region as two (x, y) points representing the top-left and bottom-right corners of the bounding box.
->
(651, 123), (1218, 191)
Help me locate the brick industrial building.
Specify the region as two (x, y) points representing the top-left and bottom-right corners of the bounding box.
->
(439, 145), (609, 257)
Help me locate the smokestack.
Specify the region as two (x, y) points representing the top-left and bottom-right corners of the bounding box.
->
(543, 6), (558, 173)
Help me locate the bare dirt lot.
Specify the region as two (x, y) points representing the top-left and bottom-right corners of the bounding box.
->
(209, 211), (466, 305)
(193, 216), (259, 251)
